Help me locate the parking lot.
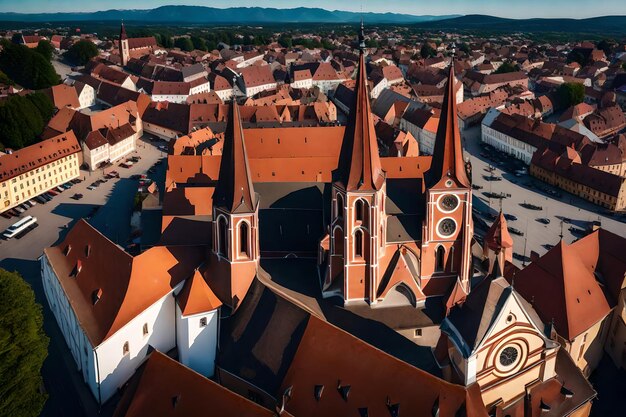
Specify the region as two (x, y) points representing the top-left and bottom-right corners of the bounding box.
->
(0, 136), (167, 417)
(463, 126), (626, 267)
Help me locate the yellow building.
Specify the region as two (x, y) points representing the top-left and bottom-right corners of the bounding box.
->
(0, 131), (82, 213)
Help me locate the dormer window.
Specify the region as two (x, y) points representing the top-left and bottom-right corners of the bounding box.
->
(92, 288), (102, 305)
(71, 260), (82, 277)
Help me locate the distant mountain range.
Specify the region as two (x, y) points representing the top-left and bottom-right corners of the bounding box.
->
(414, 14), (626, 34)
(0, 6), (460, 24)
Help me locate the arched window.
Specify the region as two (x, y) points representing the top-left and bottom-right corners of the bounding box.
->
(218, 216), (228, 257)
(355, 199), (364, 222)
(336, 194), (344, 219)
(435, 246), (445, 272)
(239, 222), (249, 257)
(355, 229), (364, 258)
(333, 227), (344, 256)
(122, 341), (129, 356)
(450, 247), (456, 272)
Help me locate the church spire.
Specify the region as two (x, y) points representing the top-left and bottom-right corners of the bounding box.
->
(213, 103), (257, 213)
(425, 63), (470, 189)
(335, 24), (384, 192)
(120, 21), (128, 40)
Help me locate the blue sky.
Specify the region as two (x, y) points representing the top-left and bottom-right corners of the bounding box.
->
(0, 0), (625, 18)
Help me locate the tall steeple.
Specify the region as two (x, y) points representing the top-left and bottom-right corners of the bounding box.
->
(425, 63), (470, 189)
(213, 103), (257, 213)
(334, 32), (385, 192)
(120, 21), (128, 40)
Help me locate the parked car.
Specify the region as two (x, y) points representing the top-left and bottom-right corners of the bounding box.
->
(508, 227), (524, 236)
(536, 218), (550, 225)
(504, 214), (517, 221)
(71, 193), (84, 200)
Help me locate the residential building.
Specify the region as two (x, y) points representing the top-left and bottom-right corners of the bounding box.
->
(0, 132), (81, 213)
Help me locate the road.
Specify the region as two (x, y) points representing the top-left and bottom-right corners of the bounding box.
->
(462, 125), (626, 267)
(0, 137), (166, 417)
(51, 54), (73, 81)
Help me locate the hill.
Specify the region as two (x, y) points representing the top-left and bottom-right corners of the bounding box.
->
(414, 14), (626, 34)
(0, 6), (459, 24)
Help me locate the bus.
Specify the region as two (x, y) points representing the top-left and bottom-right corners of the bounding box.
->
(3, 216), (38, 239)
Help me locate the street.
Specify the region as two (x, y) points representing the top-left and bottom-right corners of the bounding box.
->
(0, 137), (166, 417)
(462, 125), (626, 267)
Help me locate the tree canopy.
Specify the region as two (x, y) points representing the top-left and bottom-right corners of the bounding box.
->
(64, 40), (98, 65)
(0, 92), (54, 150)
(174, 37), (194, 52)
(0, 40), (59, 89)
(420, 43), (436, 59)
(557, 82), (585, 108)
(35, 40), (54, 61)
(0, 268), (49, 417)
(494, 61), (519, 74)
(190, 36), (207, 51)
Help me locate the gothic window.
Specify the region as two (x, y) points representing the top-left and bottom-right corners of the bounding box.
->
(336, 194), (344, 219)
(438, 218), (456, 237)
(333, 227), (344, 256)
(355, 229), (364, 258)
(450, 247), (456, 272)
(239, 222), (250, 257)
(355, 199), (364, 222)
(142, 323), (149, 337)
(435, 246), (445, 272)
(218, 216), (228, 257)
(122, 341), (129, 356)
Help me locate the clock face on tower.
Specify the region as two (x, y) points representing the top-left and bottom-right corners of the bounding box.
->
(438, 218), (456, 237)
(439, 194), (459, 211)
(499, 346), (519, 366)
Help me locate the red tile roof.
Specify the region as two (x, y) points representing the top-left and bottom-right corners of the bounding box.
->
(0, 131), (81, 182)
(113, 351), (275, 417)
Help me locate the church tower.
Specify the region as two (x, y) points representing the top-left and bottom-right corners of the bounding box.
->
(119, 22), (130, 66)
(210, 103), (259, 309)
(483, 211), (514, 277)
(421, 63), (473, 295)
(323, 21), (387, 304)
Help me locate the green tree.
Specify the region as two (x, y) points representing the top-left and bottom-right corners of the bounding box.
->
(596, 39), (612, 56)
(0, 69), (13, 85)
(64, 40), (98, 65)
(174, 37), (194, 52)
(567, 50), (588, 67)
(278, 34), (292, 48)
(0, 93), (53, 149)
(420, 43), (436, 59)
(557, 82), (585, 108)
(459, 42), (471, 55)
(0, 41), (59, 89)
(0, 268), (49, 417)
(494, 61), (519, 74)
(35, 40), (54, 61)
(622, 62), (626, 71)
(190, 36), (207, 51)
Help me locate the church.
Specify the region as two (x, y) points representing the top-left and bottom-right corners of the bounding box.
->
(41, 24), (601, 417)
(118, 23), (158, 66)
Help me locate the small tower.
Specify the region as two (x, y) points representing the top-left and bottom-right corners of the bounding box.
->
(483, 211), (514, 277)
(323, 21), (387, 304)
(119, 22), (130, 66)
(421, 63), (473, 295)
(210, 103), (259, 309)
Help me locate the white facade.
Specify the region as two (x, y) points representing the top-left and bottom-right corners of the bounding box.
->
(152, 93), (188, 104)
(82, 127), (140, 171)
(370, 79), (389, 100)
(176, 305), (219, 378)
(399, 117), (437, 156)
(291, 78), (313, 90)
(242, 82), (278, 98)
(42, 253), (220, 404)
(143, 122), (181, 141)
(214, 88), (234, 102)
(189, 80), (211, 96)
(77, 84), (97, 109)
(481, 108), (536, 164)
(312, 79), (344, 95)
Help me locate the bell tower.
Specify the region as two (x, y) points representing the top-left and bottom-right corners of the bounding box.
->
(119, 22), (130, 66)
(210, 103), (259, 309)
(421, 63), (472, 296)
(323, 21), (387, 304)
